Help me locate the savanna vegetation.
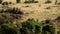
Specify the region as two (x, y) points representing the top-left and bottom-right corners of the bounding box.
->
(0, 7), (59, 34)
(0, 0), (60, 34)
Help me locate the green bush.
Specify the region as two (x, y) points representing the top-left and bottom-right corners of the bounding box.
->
(42, 24), (55, 34)
(16, 0), (20, 3)
(2, 2), (8, 5)
(0, 7), (24, 19)
(24, 1), (31, 3)
(0, 24), (18, 34)
(24, 0), (38, 3)
(2, 2), (12, 5)
(20, 19), (42, 34)
(9, 2), (12, 4)
(34, 1), (38, 3)
(0, 18), (57, 34)
(45, 0), (52, 4)
(0, 13), (14, 25)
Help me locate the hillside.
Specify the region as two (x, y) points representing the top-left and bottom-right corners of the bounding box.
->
(0, 0), (60, 34)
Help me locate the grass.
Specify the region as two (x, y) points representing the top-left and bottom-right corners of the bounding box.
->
(0, 0), (60, 34)
(0, 3), (59, 21)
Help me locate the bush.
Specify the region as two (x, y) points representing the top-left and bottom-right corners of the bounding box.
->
(8, 8), (24, 19)
(42, 24), (55, 34)
(16, 0), (20, 3)
(0, 24), (18, 34)
(0, 13), (14, 25)
(24, 0), (38, 3)
(9, 2), (12, 4)
(6, 8), (24, 15)
(45, 19), (50, 24)
(20, 19), (42, 34)
(34, 1), (38, 3)
(0, 7), (24, 19)
(2, 2), (8, 5)
(24, 1), (31, 3)
(57, 2), (60, 5)
(0, 18), (57, 34)
(45, 0), (52, 4)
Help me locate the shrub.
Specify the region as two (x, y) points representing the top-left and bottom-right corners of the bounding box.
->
(8, 8), (24, 19)
(45, 19), (50, 24)
(16, 0), (20, 3)
(34, 1), (38, 3)
(6, 8), (24, 15)
(45, 0), (52, 4)
(2, 2), (8, 5)
(20, 19), (42, 34)
(9, 2), (12, 4)
(0, 24), (18, 34)
(57, 2), (60, 5)
(0, 13), (14, 25)
(24, 1), (31, 3)
(42, 24), (55, 34)
(24, 0), (38, 3)
(0, 7), (24, 19)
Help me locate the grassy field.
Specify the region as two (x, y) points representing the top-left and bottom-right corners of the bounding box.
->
(0, 0), (59, 22)
(9, 3), (60, 21)
(0, 0), (60, 34)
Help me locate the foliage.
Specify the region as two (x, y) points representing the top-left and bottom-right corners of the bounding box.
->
(2, 1), (12, 5)
(24, 0), (38, 3)
(2, 2), (8, 5)
(0, 13), (14, 25)
(57, 2), (60, 5)
(42, 24), (55, 34)
(45, 0), (52, 4)
(16, 0), (20, 3)
(0, 18), (57, 34)
(0, 7), (24, 19)
(0, 5), (57, 34)
(9, 2), (12, 4)
(0, 24), (18, 34)
(5, 8), (24, 15)
(20, 19), (42, 34)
